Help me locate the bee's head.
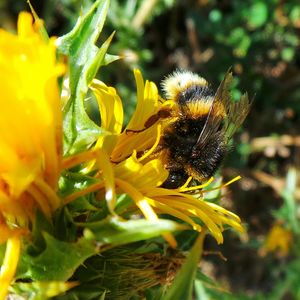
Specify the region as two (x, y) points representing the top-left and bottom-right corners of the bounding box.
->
(161, 70), (208, 101)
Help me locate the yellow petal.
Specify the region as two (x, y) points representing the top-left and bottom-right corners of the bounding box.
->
(147, 197), (202, 231)
(96, 149), (116, 213)
(126, 69), (159, 131)
(0, 235), (21, 300)
(154, 197), (224, 243)
(18, 12), (36, 37)
(114, 153), (142, 181)
(111, 126), (158, 162)
(91, 79), (123, 135)
(91, 79), (123, 156)
(111, 69), (160, 162)
(115, 178), (158, 222)
(135, 159), (169, 189)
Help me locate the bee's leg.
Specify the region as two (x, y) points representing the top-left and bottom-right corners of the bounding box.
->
(161, 168), (189, 189)
(144, 114), (161, 128)
(125, 108), (172, 134)
(125, 128), (147, 134)
(125, 114), (161, 134)
(125, 114), (159, 134)
(142, 108), (172, 128)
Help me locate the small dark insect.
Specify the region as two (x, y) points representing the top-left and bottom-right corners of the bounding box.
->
(146, 70), (250, 188)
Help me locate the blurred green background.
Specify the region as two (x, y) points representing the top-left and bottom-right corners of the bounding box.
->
(1, 0), (300, 298)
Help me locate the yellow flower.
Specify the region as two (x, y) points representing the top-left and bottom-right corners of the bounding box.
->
(64, 69), (244, 247)
(260, 223), (292, 257)
(0, 12), (63, 298)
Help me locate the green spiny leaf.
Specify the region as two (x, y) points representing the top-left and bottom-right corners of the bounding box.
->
(57, 0), (115, 154)
(86, 32), (116, 84)
(11, 281), (78, 300)
(82, 216), (188, 245)
(20, 233), (98, 281)
(161, 232), (206, 300)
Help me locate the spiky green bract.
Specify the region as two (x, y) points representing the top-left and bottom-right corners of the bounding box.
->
(51, 244), (184, 300)
(161, 232), (206, 300)
(57, 0), (118, 155)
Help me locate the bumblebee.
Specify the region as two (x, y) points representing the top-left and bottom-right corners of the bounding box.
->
(152, 70), (250, 188)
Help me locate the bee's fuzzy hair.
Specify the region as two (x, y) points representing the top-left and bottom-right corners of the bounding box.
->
(161, 70), (208, 100)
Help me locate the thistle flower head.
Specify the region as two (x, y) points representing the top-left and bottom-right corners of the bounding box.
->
(0, 12), (63, 225)
(0, 12), (63, 298)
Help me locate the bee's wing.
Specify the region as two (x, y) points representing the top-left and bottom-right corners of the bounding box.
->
(195, 71), (250, 150)
(222, 92), (250, 141)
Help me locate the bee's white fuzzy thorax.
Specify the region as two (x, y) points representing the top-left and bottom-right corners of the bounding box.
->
(161, 70), (208, 100)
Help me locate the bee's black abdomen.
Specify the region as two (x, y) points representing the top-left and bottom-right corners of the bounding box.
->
(190, 134), (227, 179)
(161, 115), (227, 187)
(177, 85), (214, 105)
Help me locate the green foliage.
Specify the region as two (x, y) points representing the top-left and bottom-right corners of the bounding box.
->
(20, 233), (97, 281)
(10, 281), (78, 300)
(82, 217), (187, 245)
(275, 168), (299, 233)
(57, 0), (118, 155)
